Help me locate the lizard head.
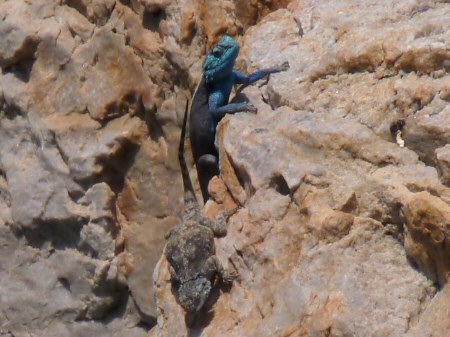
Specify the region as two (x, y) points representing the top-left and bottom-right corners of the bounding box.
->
(203, 35), (240, 84)
(178, 277), (212, 313)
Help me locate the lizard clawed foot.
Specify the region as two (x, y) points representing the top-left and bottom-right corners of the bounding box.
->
(245, 103), (258, 113)
(274, 61), (290, 73)
(218, 207), (239, 220)
(222, 270), (239, 284)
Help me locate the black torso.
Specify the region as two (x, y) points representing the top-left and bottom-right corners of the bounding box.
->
(189, 77), (217, 163)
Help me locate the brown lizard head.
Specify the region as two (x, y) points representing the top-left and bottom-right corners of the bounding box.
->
(177, 276), (212, 313)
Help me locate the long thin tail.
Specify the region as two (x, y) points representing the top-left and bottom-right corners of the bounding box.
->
(179, 100), (198, 211)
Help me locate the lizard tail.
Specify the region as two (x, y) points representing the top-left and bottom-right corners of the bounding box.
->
(179, 99), (198, 208)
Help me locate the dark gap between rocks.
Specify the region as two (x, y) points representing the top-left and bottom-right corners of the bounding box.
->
(270, 174), (291, 196)
(64, 0), (88, 17)
(96, 140), (140, 194)
(1, 37), (39, 83)
(15, 217), (85, 250)
(143, 8), (166, 32)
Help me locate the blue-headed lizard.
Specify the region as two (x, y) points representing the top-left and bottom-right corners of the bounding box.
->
(189, 35), (289, 202)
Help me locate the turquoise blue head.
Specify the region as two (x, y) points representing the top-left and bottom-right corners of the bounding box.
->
(203, 35), (240, 83)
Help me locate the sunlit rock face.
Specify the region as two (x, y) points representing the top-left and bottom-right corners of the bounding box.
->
(0, 0), (289, 335)
(152, 1), (450, 337)
(0, 1), (167, 335)
(1, 0), (449, 336)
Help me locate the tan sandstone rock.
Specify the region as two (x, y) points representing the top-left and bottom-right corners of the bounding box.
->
(151, 1), (450, 336)
(0, 0), (287, 335)
(1, 0), (450, 336)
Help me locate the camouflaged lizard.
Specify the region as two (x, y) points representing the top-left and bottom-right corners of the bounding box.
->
(165, 100), (236, 313)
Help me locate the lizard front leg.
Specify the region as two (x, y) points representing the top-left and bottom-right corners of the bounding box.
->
(169, 265), (181, 285)
(209, 102), (257, 123)
(199, 215), (227, 237)
(234, 61), (290, 92)
(199, 208), (237, 237)
(202, 255), (237, 284)
(243, 61), (290, 83)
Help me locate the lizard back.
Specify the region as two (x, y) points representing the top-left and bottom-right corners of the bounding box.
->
(189, 77), (217, 162)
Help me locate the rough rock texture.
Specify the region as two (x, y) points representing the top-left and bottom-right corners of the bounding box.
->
(1, 0), (449, 336)
(0, 0), (289, 335)
(152, 0), (450, 336)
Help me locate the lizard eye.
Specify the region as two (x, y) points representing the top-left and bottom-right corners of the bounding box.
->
(212, 46), (223, 57)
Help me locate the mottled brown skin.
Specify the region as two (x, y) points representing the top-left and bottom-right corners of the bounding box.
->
(164, 100), (236, 313)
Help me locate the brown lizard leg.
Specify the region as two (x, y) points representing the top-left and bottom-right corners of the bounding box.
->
(199, 208), (238, 237)
(202, 255), (237, 284)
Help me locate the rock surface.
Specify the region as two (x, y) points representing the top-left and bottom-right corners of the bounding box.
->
(1, 0), (449, 336)
(152, 0), (450, 337)
(0, 0), (289, 335)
